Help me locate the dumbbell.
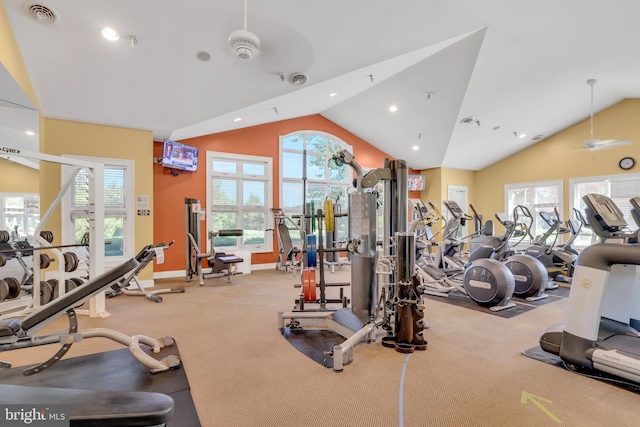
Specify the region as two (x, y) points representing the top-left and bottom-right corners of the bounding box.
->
(3, 277), (20, 299)
(63, 252), (79, 272)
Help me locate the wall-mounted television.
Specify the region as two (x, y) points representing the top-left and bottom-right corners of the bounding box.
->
(408, 174), (426, 191)
(162, 139), (199, 172)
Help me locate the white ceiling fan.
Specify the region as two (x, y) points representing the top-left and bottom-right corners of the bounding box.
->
(582, 79), (632, 151)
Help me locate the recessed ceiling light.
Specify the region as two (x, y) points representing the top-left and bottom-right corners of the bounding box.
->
(329, 93), (338, 98)
(196, 51), (211, 61)
(101, 27), (120, 41)
(492, 126), (500, 131)
(532, 135), (543, 141)
(389, 105), (398, 112)
(460, 116), (477, 125)
(513, 131), (527, 139)
(233, 117), (242, 122)
(25, 131), (35, 136)
(412, 145), (420, 151)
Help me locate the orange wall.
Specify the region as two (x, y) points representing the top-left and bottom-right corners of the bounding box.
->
(154, 114), (415, 272)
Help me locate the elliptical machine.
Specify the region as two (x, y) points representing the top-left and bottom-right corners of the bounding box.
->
(465, 205), (548, 302)
(523, 206), (577, 287)
(423, 200), (516, 312)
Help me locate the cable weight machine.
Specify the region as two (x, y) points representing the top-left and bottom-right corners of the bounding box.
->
(279, 151), (428, 370)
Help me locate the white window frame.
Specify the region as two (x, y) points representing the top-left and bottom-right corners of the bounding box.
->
(0, 192), (40, 241)
(61, 156), (135, 268)
(504, 179), (563, 244)
(570, 172), (640, 246)
(279, 131), (353, 212)
(206, 151), (273, 254)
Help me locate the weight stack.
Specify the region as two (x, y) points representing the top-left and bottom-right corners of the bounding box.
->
(349, 192), (377, 318)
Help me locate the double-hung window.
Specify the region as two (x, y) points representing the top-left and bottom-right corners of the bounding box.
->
(207, 151), (272, 253)
(505, 180), (563, 246)
(1, 193), (40, 241)
(62, 157), (134, 267)
(571, 173), (640, 247)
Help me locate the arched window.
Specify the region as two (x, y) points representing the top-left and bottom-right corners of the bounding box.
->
(280, 132), (352, 212)
(279, 132), (353, 243)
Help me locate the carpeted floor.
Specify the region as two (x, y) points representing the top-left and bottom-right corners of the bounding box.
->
(3, 267), (640, 426)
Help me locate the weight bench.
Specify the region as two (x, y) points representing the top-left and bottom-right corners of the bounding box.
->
(0, 256), (181, 375)
(187, 230), (244, 285)
(107, 241), (185, 302)
(0, 383), (174, 426)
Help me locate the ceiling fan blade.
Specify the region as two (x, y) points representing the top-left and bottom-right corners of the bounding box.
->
(582, 80), (633, 151)
(583, 138), (632, 151)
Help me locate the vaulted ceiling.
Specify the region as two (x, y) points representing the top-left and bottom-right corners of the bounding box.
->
(3, 0), (640, 170)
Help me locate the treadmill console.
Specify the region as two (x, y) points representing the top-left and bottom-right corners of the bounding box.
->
(539, 211), (557, 227)
(409, 198), (437, 219)
(630, 197), (640, 227)
(583, 194), (627, 236)
(443, 200), (464, 218)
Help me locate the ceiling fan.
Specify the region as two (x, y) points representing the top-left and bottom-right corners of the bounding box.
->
(582, 79), (632, 151)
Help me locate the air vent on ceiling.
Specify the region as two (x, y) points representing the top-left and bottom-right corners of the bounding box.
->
(288, 72), (309, 86)
(24, 2), (59, 24)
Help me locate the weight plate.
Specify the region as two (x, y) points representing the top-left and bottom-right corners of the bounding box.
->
(70, 277), (85, 287)
(40, 230), (54, 243)
(0, 230), (9, 243)
(64, 252), (79, 272)
(40, 253), (51, 269)
(0, 279), (8, 301)
(4, 277), (20, 299)
(324, 199), (334, 232)
(0, 253), (5, 268)
(40, 281), (53, 305)
(54, 279), (77, 299)
(47, 279), (59, 298)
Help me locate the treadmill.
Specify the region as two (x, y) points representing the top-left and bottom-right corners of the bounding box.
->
(539, 193), (640, 383)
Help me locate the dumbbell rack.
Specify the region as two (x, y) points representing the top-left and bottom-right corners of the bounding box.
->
(0, 229), (86, 316)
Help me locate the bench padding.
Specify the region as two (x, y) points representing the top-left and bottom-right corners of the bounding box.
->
(21, 258), (139, 332)
(0, 318), (21, 337)
(0, 384), (174, 426)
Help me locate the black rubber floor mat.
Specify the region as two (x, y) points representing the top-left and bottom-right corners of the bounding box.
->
(282, 327), (346, 368)
(0, 342), (200, 427)
(522, 345), (640, 394)
(511, 286), (570, 305)
(424, 290), (534, 318)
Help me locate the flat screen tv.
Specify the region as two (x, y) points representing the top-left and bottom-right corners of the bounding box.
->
(162, 139), (199, 172)
(408, 174), (426, 191)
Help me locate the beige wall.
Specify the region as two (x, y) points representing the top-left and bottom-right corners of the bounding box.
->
(420, 167), (476, 233)
(0, 161), (39, 193)
(41, 118), (155, 280)
(474, 99), (640, 232)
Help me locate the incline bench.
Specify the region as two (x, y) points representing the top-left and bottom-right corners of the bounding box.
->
(0, 255), (181, 426)
(0, 256), (181, 375)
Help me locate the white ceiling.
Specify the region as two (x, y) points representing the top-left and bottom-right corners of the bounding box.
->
(3, 0), (640, 171)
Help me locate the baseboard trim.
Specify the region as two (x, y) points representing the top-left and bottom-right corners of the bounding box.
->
(152, 263), (276, 280)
